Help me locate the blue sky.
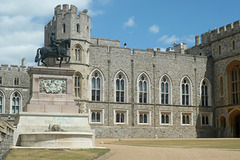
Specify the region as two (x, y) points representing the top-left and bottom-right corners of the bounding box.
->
(0, 0), (240, 66)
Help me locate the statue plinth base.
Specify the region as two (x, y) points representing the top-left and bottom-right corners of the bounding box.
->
(14, 66), (95, 149)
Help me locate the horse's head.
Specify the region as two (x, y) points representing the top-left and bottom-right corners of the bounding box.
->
(60, 38), (71, 48)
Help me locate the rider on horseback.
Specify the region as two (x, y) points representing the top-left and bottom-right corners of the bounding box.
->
(50, 32), (60, 56)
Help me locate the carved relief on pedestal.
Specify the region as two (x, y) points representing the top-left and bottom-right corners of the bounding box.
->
(39, 79), (66, 94)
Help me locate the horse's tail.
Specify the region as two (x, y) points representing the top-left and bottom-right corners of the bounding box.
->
(35, 48), (40, 62)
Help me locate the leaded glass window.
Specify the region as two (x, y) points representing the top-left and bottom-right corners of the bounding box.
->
(92, 72), (101, 101)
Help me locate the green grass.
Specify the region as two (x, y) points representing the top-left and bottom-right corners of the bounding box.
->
(108, 139), (240, 149)
(5, 148), (110, 160)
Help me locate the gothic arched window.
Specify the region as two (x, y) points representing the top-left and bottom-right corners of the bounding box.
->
(115, 71), (128, 103)
(181, 77), (191, 105)
(11, 92), (21, 114)
(75, 45), (82, 62)
(138, 74), (150, 103)
(160, 75), (171, 104)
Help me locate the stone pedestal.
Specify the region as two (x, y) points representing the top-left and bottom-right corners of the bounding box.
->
(14, 66), (95, 148)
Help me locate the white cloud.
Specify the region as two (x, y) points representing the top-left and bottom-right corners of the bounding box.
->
(0, 0), (99, 66)
(149, 25), (159, 34)
(158, 35), (194, 45)
(158, 35), (179, 44)
(124, 16), (135, 28)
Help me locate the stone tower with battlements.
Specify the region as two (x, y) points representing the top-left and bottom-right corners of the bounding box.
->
(44, 4), (91, 66)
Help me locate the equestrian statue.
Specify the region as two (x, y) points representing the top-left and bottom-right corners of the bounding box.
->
(35, 33), (71, 67)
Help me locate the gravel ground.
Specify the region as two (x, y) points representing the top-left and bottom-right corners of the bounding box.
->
(95, 139), (240, 160)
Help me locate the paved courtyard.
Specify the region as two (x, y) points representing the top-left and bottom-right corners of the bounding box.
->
(95, 139), (240, 160)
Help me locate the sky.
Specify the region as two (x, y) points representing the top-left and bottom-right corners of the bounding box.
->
(0, 0), (240, 66)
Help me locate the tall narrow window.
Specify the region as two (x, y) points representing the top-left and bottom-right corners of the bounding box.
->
(116, 74), (124, 102)
(0, 91), (3, 113)
(0, 77), (2, 85)
(138, 74), (149, 103)
(92, 72), (101, 101)
(14, 78), (19, 86)
(231, 67), (240, 104)
(75, 45), (82, 62)
(62, 23), (66, 33)
(11, 92), (21, 114)
(201, 80), (208, 106)
(160, 76), (171, 104)
(233, 40), (236, 50)
(218, 45), (222, 55)
(74, 72), (81, 98)
(220, 76), (223, 96)
(77, 24), (80, 33)
(181, 77), (191, 105)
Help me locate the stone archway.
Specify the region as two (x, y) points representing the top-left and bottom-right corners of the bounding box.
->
(229, 109), (240, 137)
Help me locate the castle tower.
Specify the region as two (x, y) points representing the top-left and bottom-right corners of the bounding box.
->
(44, 4), (91, 66)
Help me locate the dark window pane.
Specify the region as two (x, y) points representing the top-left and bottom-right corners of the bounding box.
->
(166, 115), (169, 124)
(161, 94), (164, 104)
(121, 113), (124, 123)
(116, 91), (119, 102)
(92, 90), (95, 101)
(202, 116), (205, 124)
(121, 92), (124, 102)
(116, 80), (119, 90)
(139, 93), (142, 103)
(97, 112), (100, 122)
(92, 78), (95, 89)
(116, 113), (120, 122)
(161, 114), (165, 123)
(144, 93), (147, 103)
(97, 90), (100, 101)
(121, 80), (124, 90)
(92, 112), (95, 122)
(165, 94), (168, 104)
(144, 114), (147, 123)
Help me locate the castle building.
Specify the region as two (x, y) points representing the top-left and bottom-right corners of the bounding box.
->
(1, 4), (240, 138)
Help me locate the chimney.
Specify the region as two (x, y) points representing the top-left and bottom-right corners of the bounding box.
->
(195, 35), (199, 46)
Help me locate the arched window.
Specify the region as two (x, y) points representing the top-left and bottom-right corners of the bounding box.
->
(0, 91), (5, 114)
(138, 73), (150, 103)
(62, 23), (66, 33)
(90, 69), (104, 101)
(74, 72), (81, 98)
(160, 75), (172, 104)
(77, 24), (80, 33)
(75, 45), (82, 62)
(115, 71), (128, 103)
(11, 91), (21, 114)
(200, 78), (212, 106)
(181, 77), (191, 105)
(231, 66), (240, 104)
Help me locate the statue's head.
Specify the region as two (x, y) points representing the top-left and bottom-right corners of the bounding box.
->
(51, 32), (55, 35)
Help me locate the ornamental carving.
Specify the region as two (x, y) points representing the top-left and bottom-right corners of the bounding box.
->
(39, 79), (66, 94)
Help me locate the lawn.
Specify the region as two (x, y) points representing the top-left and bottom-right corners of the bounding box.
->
(5, 148), (110, 160)
(108, 139), (240, 149)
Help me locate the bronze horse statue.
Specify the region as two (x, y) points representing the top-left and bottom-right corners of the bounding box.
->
(35, 38), (71, 67)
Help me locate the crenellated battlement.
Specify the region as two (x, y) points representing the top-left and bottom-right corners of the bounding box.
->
(54, 4), (78, 15)
(201, 20), (240, 45)
(0, 64), (26, 71)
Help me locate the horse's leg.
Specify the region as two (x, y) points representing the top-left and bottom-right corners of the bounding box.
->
(66, 55), (71, 64)
(59, 57), (63, 67)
